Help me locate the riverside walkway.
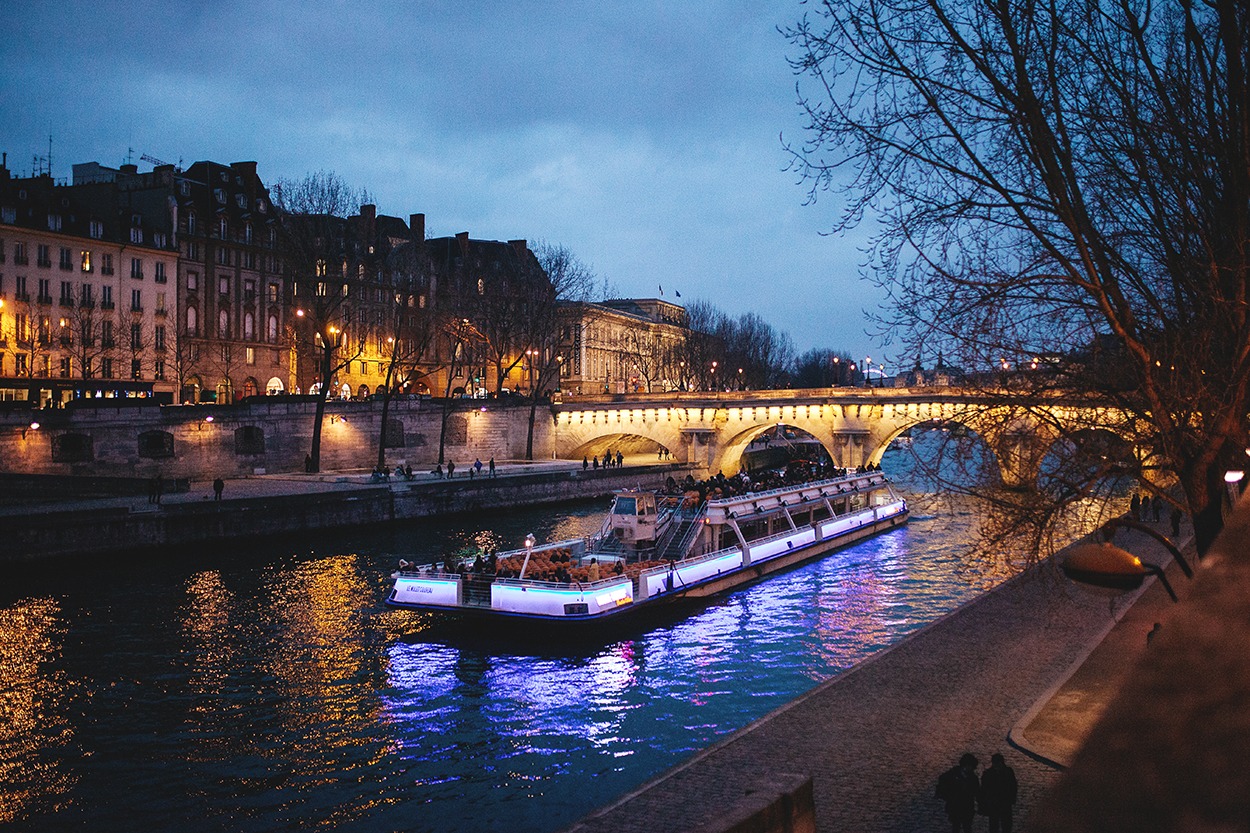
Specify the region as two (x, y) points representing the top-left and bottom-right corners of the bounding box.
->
(564, 520), (1191, 833)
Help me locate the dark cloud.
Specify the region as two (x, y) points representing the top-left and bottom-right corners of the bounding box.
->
(0, 0), (883, 361)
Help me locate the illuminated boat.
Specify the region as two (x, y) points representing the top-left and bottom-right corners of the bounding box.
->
(385, 471), (908, 627)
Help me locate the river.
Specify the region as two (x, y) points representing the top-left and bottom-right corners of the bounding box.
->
(0, 450), (996, 832)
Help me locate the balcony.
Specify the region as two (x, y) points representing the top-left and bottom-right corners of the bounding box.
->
(37, 294), (53, 305)
(101, 301), (115, 310)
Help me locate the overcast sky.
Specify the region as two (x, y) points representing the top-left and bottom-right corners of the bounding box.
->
(1, 1), (894, 368)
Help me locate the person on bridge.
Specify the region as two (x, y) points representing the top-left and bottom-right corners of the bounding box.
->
(935, 753), (979, 833)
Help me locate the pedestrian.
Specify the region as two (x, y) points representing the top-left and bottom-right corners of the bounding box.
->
(979, 752), (1017, 833)
(153, 476), (163, 506)
(304, 453), (313, 473)
(1151, 495), (1162, 522)
(489, 457), (496, 478)
(935, 753), (979, 833)
(616, 450), (623, 468)
(212, 477), (224, 501)
(435, 463), (444, 479)
(592, 456), (599, 470)
(1130, 493), (1141, 520)
(583, 456), (589, 471)
(587, 557), (600, 582)
(1171, 505), (1182, 536)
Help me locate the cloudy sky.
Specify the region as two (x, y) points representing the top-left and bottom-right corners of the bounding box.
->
(1, 1), (892, 368)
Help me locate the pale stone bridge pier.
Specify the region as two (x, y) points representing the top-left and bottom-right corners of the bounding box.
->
(553, 388), (1152, 488)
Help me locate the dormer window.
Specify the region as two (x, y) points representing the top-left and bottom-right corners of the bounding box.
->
(187, 211), (197, 235)
(214, 188), (226, 204)
(218, 217), (228, 239)
(235, 194), (246, 209)
(88, 219), (103, 239)
(256, 198), (267, 214)
(130, 227), (143, 244)
(153, 232), (167, 248)
(48, 213), (62, 231)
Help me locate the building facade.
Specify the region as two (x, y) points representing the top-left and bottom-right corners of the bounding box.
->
(558, 298), (689, 394)
(0, 159), (180, 404)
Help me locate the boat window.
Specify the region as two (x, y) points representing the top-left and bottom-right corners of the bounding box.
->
(613, 497), (638, 516)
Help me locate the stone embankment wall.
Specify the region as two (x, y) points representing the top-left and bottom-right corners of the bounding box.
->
(0, 398), (553, 482)
(3, 467), (673, 562)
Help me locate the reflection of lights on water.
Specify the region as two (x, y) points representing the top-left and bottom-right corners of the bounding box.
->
(0, 597), (77, 822)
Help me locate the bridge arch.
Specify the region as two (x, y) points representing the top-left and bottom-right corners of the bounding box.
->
(550, 390), (1145, 490)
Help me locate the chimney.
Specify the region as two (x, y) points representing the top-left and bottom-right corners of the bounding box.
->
(410, 213), (425, 241)
(360, 204), (377, 247)
(456, 231), (469, 258)
(508, 239), (527, 258)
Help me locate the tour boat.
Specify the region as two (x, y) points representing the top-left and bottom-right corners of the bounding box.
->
(385, 470), (908, 629)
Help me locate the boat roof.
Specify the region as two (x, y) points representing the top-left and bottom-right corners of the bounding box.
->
(703, 472), (891, 524)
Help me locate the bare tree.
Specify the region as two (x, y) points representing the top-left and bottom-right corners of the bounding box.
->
(785, 0), (1250, 555)
(271, 171), (371, 472)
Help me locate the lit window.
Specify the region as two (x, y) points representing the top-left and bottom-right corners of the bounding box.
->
(80, 251), (92, 272)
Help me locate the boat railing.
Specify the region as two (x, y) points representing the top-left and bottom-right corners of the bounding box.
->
(492, 574), (631, 592)
(704, 472), (888, 510)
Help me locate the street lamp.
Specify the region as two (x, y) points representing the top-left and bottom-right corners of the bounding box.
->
(711, 361), (718, 391)
(519, 532), (537, 580)
(1061, 519), (1193, 602)
(863, 357), (872, 387)
(832, 355), (840, 387)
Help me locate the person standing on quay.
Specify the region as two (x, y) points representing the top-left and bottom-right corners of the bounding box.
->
(489, 457), (496, 478)
(979, 752), (1018, 833)
(212, 478), (224, 501)
(935, 753), (979, 833)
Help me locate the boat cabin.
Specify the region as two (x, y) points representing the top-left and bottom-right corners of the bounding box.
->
(608, 490), (663, 548)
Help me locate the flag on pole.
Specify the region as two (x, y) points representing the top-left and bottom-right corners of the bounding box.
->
(659, 285), (664, 295)
(675, 290), (681, 297)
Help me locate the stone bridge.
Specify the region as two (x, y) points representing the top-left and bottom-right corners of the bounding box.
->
(553, 388), (1149, 488)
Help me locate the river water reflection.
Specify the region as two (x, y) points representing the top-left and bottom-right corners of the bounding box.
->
(1, 483), (988, 833)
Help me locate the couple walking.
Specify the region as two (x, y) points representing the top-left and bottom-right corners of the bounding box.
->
(935, 752), (1017, 833)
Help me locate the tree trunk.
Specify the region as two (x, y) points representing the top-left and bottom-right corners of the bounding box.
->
(309, 343), (332, 473)
(526, 394), (538, 460)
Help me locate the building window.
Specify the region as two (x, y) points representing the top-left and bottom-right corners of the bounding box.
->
(187, 271), (199, 291)
(80, 284), (93, 307)
(2, 206), (16, 224)
(130, 258), (143, 279)
(218, 216), (228, 239)
(243, 312), (254, 340)
(154, 262), (167, 283)
(156, 292), (166, 313)
(216, 247), (230, 266)
(37, 278), (51, 303)
(13, 242), (27, 265)
(101, 253), (114, 275)
(244, 222), (253, 244)
(267, 314), (278, 342)
(59, 357), (71, 377)
(187, 211), (197, 235)
(219, 275), (230, 295)
(187, 306), (198, 335)
(132, 359), (142, 380)
(246, 347), (255, 365)
(102, 357), (113, 378)
(89, 220), (104, 239)
(244, 250), (256, 269)
(153, 232), (167, 248)
(59, 248), (73, 270)
(154, 325), (166, 351)
(59, 281), (73, 305)
(131, 289), (142, 312)
(244, 278), (255, 300)
(131, 322), (142, 349)
(101, 286), (113, 310)
(37, 245), (51, 267)
(187, 241), (200, 261)
(154, 359), (165, 380)
(214, 188), (225, 204)
(267, 282), (279, 303)
(130, 227), (143, 244)
(102, 319), (114, 348)
(47, 213), (62, 231)
(81, 251), (92, 272)
(218, 309), (229, 337)
(15, 353), (27, 375)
